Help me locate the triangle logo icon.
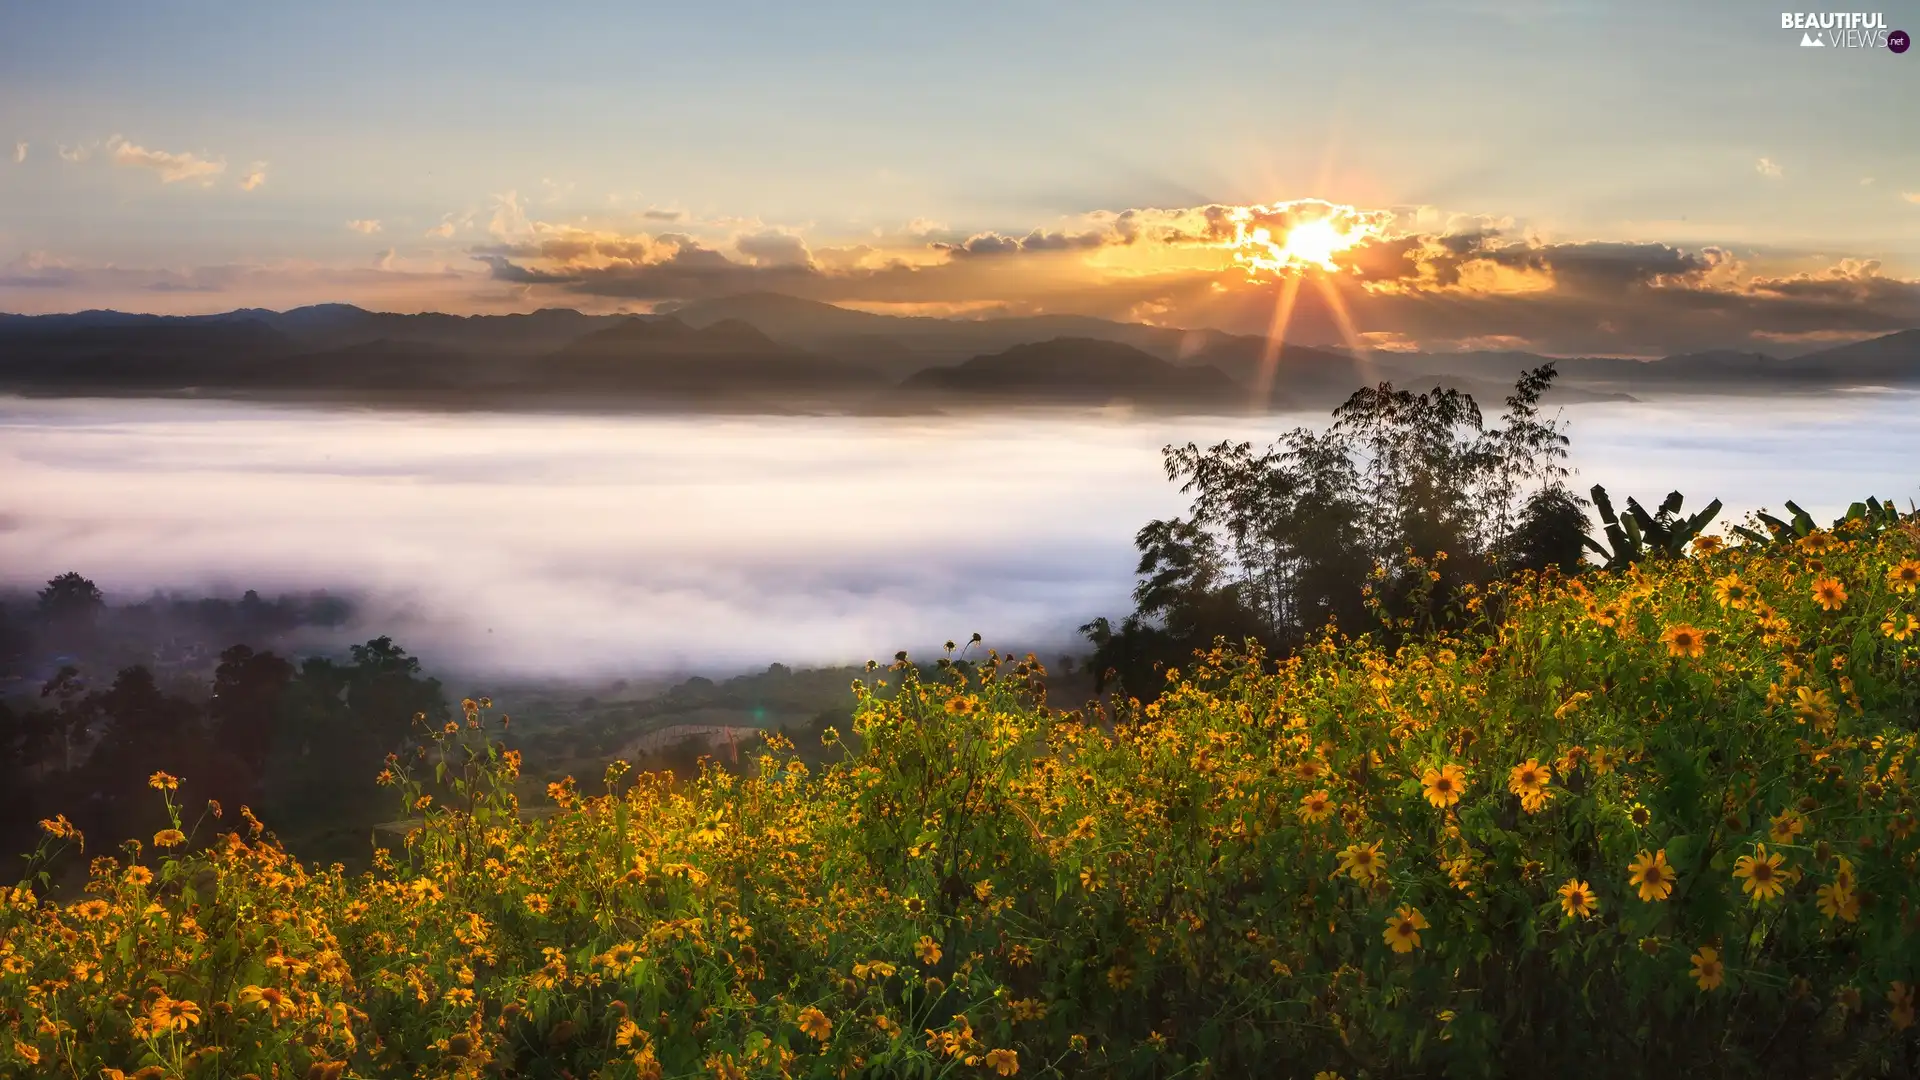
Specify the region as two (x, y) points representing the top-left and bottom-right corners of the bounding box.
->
(1801, 31), (1825, 45)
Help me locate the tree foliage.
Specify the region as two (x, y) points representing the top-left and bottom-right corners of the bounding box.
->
(1085, 366), (1580, 694)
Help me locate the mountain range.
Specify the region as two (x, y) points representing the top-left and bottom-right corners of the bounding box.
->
(1, 293), (1916, 413)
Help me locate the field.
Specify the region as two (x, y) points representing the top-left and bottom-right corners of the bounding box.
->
(4, 522), (1920, 1079)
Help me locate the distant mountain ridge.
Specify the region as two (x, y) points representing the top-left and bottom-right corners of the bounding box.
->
(1, 294), (1916, 412)
(896, 338), (1241, 408)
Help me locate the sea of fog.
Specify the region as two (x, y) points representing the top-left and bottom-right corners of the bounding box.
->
(3, 392), (1917, 679)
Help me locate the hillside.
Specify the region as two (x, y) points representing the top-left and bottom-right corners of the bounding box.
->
(535, 316), (882, 405)
(896, 337), (1242, 408)
(5, 521), (1917, 1076)
(1, 295), (1915, 410)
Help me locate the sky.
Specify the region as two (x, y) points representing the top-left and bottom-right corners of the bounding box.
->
(2, 0), (1918, 355)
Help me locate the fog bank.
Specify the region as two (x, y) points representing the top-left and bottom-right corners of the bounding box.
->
(2, 393), (1916, 678)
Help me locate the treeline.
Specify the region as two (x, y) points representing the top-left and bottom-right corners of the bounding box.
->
(0, 571), (353, 681)
(1082, 366), (1604, 693)
(0, 593), (447, 863)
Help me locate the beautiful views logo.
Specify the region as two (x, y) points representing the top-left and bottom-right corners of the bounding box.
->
(1780, 11), (1907, 49)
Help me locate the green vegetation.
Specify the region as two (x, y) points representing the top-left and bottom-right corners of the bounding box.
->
(1080, 367), (1585, 695)
(4, 511), (1919, 1077)
(5, 368), (1919, 1076)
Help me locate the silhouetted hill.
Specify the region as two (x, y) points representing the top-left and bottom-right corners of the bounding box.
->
(669, 292), (1221, 370)
(0, 296), (1912, 410)
(896, 338), (1242, 409)
(1179, 336), (1372, 407)
(1791, 329), (1920, 381)
(0, 305), (634, 357)
(263, 339), (482, 392)
(535, 316), (882, 406)
(0, 319), (297, 391)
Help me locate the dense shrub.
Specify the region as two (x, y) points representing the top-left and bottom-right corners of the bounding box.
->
(4, 522), (1920, 1078)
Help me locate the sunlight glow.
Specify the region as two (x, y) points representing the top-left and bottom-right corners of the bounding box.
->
(1224, 201), (1385, 275)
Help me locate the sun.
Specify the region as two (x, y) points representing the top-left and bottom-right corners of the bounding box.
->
(1223, 203), (1379, 275)
(1276, 219), (1351, 269)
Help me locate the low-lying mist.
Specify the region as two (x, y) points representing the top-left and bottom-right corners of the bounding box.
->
(3, 392), (1916, 680)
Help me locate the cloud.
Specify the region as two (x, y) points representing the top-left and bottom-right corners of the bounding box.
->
(468, 192), (1920, 357)
(58, 144), (89, 163)
(346, 219), (383, 234)
(107, 136), (226, 184)
(935, 228), (1113, 257)
(11, 142), (23, 164)
(20, 184), (1908, 359)
(238, 163), (268, 191)
(1756, 157), (1783, 178)
(734, 229), (814, 269)
(642, 207), (686, 222)
(488, 190), (531, 240)
(1903, 192), (1920, 205)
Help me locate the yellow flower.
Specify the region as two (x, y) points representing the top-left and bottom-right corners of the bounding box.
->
(796, 1006), (832, 1041)
(1662, 624), (1706, 658)
(1816, 881), (1859, 922)
(1712, 573), (1751, 609)
(615, 1018), (647, 1048)
(444, 987), (474, 1007)
(1557, 878), (1598, 919)
(1334, 841), (1386, 884)
(1691, 534), (1724, 556)
(1732, 844), (1788, 904)
(915, 935), (942, 966)
(1507, 758), (1553, 813)
(1296, 789), (1334, 823)
(524, 893), (550, 915)
(1832, 854), (1857, 891)
(1792, 686), (1836, 727)
(983, 1048), (1020, 1076)
(152, 828), (186, 848)
(1690, 946), (1724, 991)
(1887, 559), (1920, 595)
(599, 942), (640, 975)
(238, 984), (295, 1024)
(1383, 905), (1428, 953)
(147, 771), (178, 791)
(1768, 809), (1805, 843)
(1884, 614), (1919, 642)
(1628, 849), (1675, 902)
(1421, 763), (1467, 809)
(148, 996), (202, 1032)
(1811, 577), (1848, 611)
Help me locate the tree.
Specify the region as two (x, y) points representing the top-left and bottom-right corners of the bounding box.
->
(37, 572), (105, 652)
(1511, 486), (1591, 575)
(1085, 367), (1584, 697)
(210, 644), (295, 776)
